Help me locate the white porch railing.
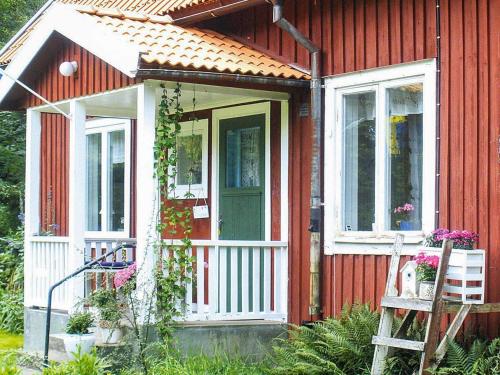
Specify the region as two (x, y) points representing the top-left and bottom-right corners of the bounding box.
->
(25, 236), (72, 310)
(24, 237), (136, 311)
(163, 240), (288, 322)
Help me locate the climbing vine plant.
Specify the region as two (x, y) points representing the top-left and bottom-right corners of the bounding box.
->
(153, 83), (195, 339)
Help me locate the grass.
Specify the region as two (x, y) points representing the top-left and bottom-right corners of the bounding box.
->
(0, 330), (23, 350)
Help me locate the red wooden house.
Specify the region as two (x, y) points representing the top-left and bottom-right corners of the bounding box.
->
(0, 0), (498, 352)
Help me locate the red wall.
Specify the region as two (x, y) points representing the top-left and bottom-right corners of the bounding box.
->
(213, 0), (500, 336)
(22, 37), (136, 108)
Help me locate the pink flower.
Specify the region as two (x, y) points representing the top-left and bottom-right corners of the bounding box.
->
(114, 262), (137, 289)
(414, 252), (439, 269)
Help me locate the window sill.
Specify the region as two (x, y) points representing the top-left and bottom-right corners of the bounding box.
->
(324, 233), (427, 256)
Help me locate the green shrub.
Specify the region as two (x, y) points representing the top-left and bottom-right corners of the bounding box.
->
(43, 346), (110, 375)
(0, 290), (24, 334)
(66, 312), (93, 335)
(0, 350), (20, 375)
(429, 338), (500, 375)
(266, 303), (379, 375)
(87, 289), (122, 328)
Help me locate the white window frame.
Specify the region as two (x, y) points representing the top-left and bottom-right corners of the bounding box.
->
(169, 119), (209, 200)
(324, 60), (436, 253)
(85, 117), (131, 239)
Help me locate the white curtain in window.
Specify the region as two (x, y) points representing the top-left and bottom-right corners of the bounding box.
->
(86, 134), (101, 231)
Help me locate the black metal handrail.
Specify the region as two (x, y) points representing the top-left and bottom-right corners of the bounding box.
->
(43, 243), (135, 367)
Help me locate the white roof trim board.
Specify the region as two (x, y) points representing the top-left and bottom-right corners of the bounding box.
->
(0, 3), (141, 105)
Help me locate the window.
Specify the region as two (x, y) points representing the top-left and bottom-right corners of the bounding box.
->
(170, 119), (209, 199)
(86, 118), (131, 236)
(324, 60), (436, 246)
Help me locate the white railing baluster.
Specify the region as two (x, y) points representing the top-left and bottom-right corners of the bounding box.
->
(281, 246), (288, 318)
(196, 247), (205, 315)
(219, 247), (227, 314)
(263, 247), (271, 314)
(230, 247), (238, 314)
(185, 247), (193, 316)
(252, 247), (260, 313)
(274, 247), (281, 314)
(209, 245), (219, 315)
(241, 247), (249, 314)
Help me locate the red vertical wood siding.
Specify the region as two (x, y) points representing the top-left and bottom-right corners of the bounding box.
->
(40, 113), (69, 236)
(213, 0), (499, 335)
(22, 38), (136, 108)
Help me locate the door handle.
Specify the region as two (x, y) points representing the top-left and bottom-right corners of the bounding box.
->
(218, 216), (223, 235)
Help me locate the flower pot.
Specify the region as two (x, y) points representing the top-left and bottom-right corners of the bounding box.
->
(419, 281), (435, 300)
(419, 247), (485, 304)
(62, 333), (95, 358)
(98, 326), (123, 344)
(399, 220), (413, 231)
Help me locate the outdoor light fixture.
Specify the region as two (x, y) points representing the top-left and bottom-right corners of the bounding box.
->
(59, 61), (78, 77)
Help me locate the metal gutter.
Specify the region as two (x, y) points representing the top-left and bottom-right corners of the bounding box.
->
(0, 0), (55, 62)
(135, 68), (309, 88)
(271, 0), (323, 318)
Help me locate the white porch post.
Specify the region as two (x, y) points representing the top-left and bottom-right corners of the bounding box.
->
(24, 109), (41, 307)
(135, 82), (158, 318)
(68, 100), (86, 311)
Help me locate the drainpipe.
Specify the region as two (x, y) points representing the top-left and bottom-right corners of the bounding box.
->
(271, 0), (322, 317)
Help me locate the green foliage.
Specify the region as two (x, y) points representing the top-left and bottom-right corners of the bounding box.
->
(65, 312), (93, 335)
(154, 83), (194, 339)
(87, 289), (121, 327)
(428, 338), (500, 375)
(0, 229), (23, 291)
(0, 350), (20, 375)
(43, 347), (110, 375)
(0, 330), (23, 350)
(267, 303), (379, 375)
(0, 291), (23, 334)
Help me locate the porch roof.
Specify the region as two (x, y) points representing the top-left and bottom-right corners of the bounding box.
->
(0, 3), (307, 80)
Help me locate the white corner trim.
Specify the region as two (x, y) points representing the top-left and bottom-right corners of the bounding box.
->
(0, 3), (141, 105)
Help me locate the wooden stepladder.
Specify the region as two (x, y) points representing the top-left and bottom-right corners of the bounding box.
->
(371, 234), (453, 375)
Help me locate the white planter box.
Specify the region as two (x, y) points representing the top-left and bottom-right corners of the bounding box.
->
(418, 247), (485, 304)
(61, 333), (96, 359)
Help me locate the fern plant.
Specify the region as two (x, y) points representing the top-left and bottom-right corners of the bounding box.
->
(266, 303), (379, 375)
(428, 338), (500, 375)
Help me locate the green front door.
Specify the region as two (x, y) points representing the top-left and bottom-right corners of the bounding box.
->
(219, 114), (265, 240)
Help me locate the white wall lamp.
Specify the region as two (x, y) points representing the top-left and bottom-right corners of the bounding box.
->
(59, 61), (78, 77)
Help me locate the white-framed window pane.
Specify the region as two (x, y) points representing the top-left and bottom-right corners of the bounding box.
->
(177, 134), (203, 186)
(86, 133), (101, 231)
(108, 130), (125, 232)
(386, 83), (423, 231)
(342, 91), (376, 231)
(226, 126), (261, 188)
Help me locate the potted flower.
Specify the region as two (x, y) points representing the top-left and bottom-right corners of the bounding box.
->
(62, 311), (95, 357)
(393, 203), (414, 230)
(420, 228), (485, 304)
(415, 252), (440, 300)
(87, 289), (123, 345)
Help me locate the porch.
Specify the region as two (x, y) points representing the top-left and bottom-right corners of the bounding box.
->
(23, 81), (290, 323)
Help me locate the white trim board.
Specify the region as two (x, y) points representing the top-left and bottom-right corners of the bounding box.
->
(211, 102), (272, 241)
(0, 3), (141, 106)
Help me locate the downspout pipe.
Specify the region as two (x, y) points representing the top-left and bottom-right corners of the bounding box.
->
(271, 0), (322, 317)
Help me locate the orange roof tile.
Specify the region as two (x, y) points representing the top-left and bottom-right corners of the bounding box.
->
(57, 0), (215, 15)
(86, 13), (307, 79)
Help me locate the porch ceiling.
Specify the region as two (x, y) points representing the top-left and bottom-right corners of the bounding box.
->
(37, 81), (289, 117)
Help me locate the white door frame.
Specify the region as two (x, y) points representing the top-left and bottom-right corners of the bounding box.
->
(211, 102), (271, 241)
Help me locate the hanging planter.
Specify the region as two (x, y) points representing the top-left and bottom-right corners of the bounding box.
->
(419, 229), (485, 304)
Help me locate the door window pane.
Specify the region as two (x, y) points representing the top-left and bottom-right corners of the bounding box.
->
(386, 84), (423, 230)
(226, 127), (261, 188)
(342, 92), (376, 231)
(86, 134), (101, 231)
(176, 134), (203, 186)
(108, 130), (125, 232)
